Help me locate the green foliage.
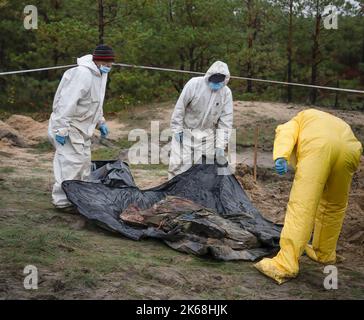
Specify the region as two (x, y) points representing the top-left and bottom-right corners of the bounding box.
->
(0, 0), (363, 111)
(109, 70), (172, 106)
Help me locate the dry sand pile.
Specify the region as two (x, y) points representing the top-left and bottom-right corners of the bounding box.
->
(0, 115), (48, 147)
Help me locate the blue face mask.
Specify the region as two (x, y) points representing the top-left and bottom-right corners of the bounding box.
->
(209, 81), (224, 91)
(99, 65), (111, 74)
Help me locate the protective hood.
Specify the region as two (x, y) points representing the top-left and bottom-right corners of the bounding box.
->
(204, 61), (230, 86)
(77, 54), (100, 76)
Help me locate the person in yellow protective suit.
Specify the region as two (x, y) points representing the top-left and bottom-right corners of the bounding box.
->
(254, 109), (362, 284)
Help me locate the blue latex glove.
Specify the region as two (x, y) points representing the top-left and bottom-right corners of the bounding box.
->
(275, 158), (288, 175)
(175, 132), (183, 143)
(99, 123), (109, 138)
(55, 134), (67, 146)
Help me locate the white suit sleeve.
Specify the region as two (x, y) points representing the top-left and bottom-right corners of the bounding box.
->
(51, 68), (92, 136)
(170, 78), (196, 133)
(216, 88), (233, 149)
(96, 74), (108, 128)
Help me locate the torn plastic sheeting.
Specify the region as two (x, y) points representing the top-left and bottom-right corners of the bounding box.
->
(120, 195), (275, 261)
(62, 160), (282, 260)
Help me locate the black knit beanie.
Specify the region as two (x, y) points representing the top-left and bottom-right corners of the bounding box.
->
(92, 45), (115, 61)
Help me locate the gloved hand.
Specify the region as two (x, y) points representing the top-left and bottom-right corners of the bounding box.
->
(55, 134), (67, 146)
(99, 123), (109, 138)
(215, 147), (227, 165)
(275, 158), (288, 175)
(175, 131), (183, 143)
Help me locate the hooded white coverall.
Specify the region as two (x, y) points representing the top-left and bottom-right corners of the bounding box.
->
(168, 61), (233, 179)
(48, 54), (108, 208)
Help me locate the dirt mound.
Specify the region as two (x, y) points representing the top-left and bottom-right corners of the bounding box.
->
(0, 120), (29, 147)
(235, 163), (262, 192)
(0, 115), (49, 148)
(5, 115), (48, 143)
(235, 163), (290, 224)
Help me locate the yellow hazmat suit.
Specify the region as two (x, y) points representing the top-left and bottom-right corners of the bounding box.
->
(254, 109), (362, 284)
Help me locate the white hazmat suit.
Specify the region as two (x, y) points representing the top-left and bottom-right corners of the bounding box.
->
(48, 54), (108, 208)
(168, 61), (234, 179)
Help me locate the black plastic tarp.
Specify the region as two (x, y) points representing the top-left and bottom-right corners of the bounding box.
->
(62, 160), (282, 261)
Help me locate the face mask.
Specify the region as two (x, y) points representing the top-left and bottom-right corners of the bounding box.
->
(209, 81), (224, 91)
(99, 65), (111, 74)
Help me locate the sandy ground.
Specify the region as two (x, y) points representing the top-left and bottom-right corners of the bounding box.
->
(0, 101), (363, 300)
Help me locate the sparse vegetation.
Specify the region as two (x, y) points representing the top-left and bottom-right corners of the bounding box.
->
(1, 102), (363, 299)
(0, 167), (16, 174)
(30, 140), (54, 154)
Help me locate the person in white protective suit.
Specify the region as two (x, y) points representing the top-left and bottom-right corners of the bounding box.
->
(168, 61), (234, 179)
(48, 45), (115, 208)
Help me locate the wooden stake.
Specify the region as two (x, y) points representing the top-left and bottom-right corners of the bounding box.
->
(253, 126), (259, 182)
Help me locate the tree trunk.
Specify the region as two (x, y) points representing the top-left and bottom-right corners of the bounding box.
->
(334, 79), (339, 108)
(287, 0), (293, 102)
(189, 46), (195, 71)
(168, 0), (174, 22)
(246, 44), (253, 93)
(0, 39), (4, 69)
(361, 35), (364, 84)
(175, 51), (185, 92)
(98, 0), (104, 45)
(310, 0), (321, 105)
(246, 0), (253, 93)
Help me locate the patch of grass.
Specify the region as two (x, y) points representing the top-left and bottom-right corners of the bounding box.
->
(130, 163), (168, 171)
(0, 180), (11, 193)
(64, 268), (100, 289)
(236, 117), (280, 151)
(117, 108), (150, 128)
(31, 167), (47, 174)
(92, 137), (134, 161)
(91, 147), (119, 160)
(29, 140), (54, 154)
(0, 167), (16, 174)
(1, 170), (364, 299)
(116, 101), (172, 129)
(115, 137), (135, 149)
(0, 224), (84, 267)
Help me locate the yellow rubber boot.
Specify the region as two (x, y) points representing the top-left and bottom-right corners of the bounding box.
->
(254, 258), (294, 285)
